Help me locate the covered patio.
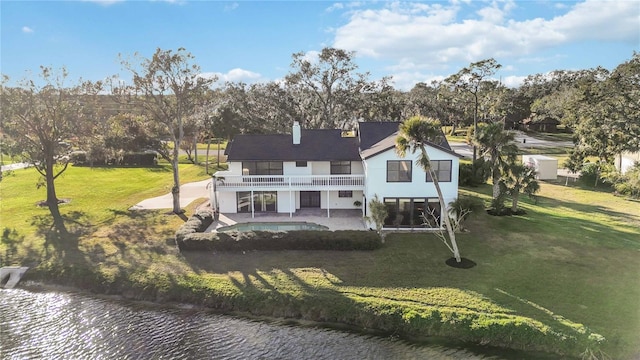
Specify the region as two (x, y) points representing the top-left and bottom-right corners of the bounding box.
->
(206, 209), (367, 232)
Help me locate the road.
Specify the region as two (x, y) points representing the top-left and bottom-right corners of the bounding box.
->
(449, 131), (573, 159)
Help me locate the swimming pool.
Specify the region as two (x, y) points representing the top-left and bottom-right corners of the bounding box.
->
(217, 222), (329, 232)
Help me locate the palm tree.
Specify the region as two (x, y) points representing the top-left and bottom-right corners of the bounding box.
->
(473, 122), (518, 200)
(396, 116), (461, 263)
(501, 164), (540, 213)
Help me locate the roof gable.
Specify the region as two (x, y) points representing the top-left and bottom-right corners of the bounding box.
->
(358, 121), (460, 159)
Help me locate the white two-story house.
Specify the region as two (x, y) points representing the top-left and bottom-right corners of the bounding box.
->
(211, 121), (461, 229)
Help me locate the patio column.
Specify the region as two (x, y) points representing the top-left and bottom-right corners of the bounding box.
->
(289, 189), (293, 218)
(250, 190), (254, 218)
(327, 190), (330, 218)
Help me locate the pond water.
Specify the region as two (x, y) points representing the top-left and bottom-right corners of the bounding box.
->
(0, 287), (554, 359)
(218, 222), (329, 232)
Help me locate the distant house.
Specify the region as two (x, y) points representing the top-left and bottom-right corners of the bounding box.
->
(615, 151), (640, 175)
(523, 116), (560, 133)
(211, 121), (461, 229)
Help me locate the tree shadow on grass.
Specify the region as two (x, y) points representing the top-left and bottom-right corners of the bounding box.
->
(0, 228), (43, 267)
(33, 210), (90, 241)
(29, 212), (93, 275)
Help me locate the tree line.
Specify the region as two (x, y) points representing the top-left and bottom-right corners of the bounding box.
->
(2, 47), (639, 234)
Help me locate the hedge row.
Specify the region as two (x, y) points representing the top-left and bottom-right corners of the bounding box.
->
(71, 151), (158, 166)
(175, 210), (215, 245)
(177, 230), (382, 252)
(175, 212), (381, 252)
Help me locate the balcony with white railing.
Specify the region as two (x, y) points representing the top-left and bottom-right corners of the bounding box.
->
(212, 172), (365, 191)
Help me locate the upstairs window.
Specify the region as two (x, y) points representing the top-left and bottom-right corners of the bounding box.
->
(296, 161), (308, 167)
(387, 160), (412, 182)
(242, 161), (283, 175)
(330, 161), (351, 175)
(426, 160), (452, 182)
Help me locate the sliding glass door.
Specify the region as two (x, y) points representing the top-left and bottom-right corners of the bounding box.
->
(237, 191), (277, 213)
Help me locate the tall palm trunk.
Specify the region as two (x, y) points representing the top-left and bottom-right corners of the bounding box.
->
(424, 149), (461, 263)
(491, 150), (502, 199)
(511, 193), (520, 213)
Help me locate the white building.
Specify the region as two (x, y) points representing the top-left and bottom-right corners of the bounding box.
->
(211, 121), (461, 229)
(521, 155), (558, 180)
(615, 151), (640, 175)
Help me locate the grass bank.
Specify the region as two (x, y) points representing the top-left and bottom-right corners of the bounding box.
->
(1, 166), (639, 358)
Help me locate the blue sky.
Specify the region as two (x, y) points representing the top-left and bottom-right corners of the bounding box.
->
(1, 0), (638, 90)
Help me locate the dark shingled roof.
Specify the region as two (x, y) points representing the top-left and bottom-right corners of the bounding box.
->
(225, 129), (361, 161)
(225, 122), (460, 162)
(358, 121), (403, 150)
(358, 121), (458, 159)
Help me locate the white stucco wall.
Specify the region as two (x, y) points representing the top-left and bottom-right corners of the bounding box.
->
(216, 191), (237, 213)
(227, 162), (243, 174)
(277, 190), (294, 213)
(363, 146), (459, 212)
(311, 161), (330, 175)
(283, 161), (312, 175)
(326, 190), (364, 209)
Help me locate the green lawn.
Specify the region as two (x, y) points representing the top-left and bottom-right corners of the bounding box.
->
(1, 166), (639, 358)
(526, 131), (574, 142)
(0, 163), (210, 232)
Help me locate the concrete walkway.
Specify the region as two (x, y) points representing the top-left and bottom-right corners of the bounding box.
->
(1, 162), (31, 171)
(130, 179), (211, 210)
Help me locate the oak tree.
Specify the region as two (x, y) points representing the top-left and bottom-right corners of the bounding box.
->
(1, 68), (102, 233)
(114, 48), (215, 213)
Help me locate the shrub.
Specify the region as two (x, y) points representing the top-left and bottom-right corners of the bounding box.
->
(175, 210), (214, 244)
(120, 152), (157, 166)
(459, 158), (490, 187)
(177, 229), (382, 252)
(70, 151), (88, 165)
(611, 163), (640, 199)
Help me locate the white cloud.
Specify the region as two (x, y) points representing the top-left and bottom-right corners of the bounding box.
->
(326, 2), (363, 13)
(501, 75), (527, 88)
(548, 0), (639, 42)
(332, 0), (639, 73)
(224, 2), (239, 11)
(299, 50), (320, 64)
(201, 68), (264, 84)
(388, 71), (447, 91)
(326, 3), (344, 13)
(22, 26), (34, 34)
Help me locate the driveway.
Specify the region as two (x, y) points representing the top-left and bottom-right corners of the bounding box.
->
(130, 179), (211, 210)
(1, 162), (31, 171)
